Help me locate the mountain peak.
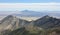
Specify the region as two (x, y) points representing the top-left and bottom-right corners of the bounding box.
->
(0, 15), (16, 23)
(43, 15), (50, 18)
(21, 10), (34, 12)
(6, 15), (14, 18)
(6, 15), (17, 19)
(0, 15), (30, 31)
(34, 15), (60, 29)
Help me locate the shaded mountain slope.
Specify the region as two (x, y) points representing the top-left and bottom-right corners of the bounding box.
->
(33, 15), (60, 29)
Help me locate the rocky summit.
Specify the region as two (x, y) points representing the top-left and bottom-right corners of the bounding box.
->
(33, 15), (60, 29)
(0, 15), (30, 31)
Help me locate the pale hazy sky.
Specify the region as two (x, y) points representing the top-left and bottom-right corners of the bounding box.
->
(0, 0), (60, 14)
(0, 3), (60, 11)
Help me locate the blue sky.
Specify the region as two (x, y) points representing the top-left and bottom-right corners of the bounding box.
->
(0, 0), (60, 3)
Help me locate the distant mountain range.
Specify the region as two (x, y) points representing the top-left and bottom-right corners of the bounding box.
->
(13, 10), (60, 17)
(13, 10), (48, 17)
(0, 10), (60, 18)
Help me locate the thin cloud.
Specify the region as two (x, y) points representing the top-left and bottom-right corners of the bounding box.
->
(0, 3), (60, 11)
